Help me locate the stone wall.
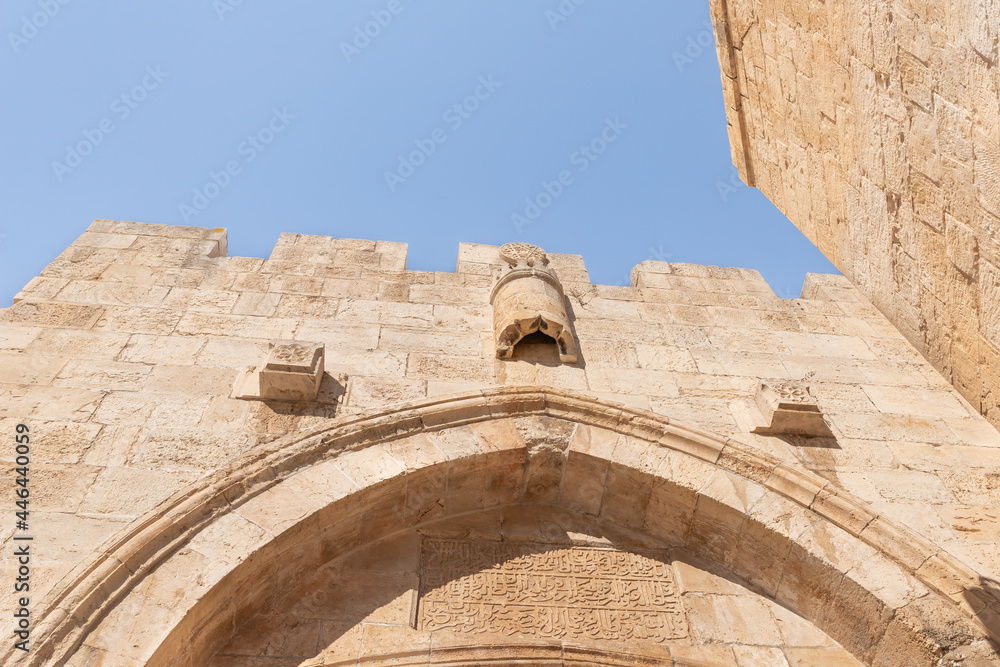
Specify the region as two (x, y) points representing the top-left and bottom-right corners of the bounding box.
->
(708, 0), (1000, 429)
(3, 220), (1000, 663)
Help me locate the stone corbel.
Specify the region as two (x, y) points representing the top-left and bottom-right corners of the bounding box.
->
(490, 243), (578, 363)
(233, 340), (346, 404)
(749, 381), (829, 437)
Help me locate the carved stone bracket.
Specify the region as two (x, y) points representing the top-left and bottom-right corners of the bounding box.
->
(490, 243), (579, 363)
(233, 340), (346, 404)
(749, 381), (828, 437)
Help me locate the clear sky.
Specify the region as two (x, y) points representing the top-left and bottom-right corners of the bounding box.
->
(0, 0), (837, 304)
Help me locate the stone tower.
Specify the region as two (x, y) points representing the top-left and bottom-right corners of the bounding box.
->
(2, 221), (999, 665)
(708, 0), (1000, 430)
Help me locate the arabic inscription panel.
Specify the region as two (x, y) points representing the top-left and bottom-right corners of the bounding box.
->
(417, 539), (688, 643)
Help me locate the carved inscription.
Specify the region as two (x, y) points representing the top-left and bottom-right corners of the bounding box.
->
(418, 539), (688, 642)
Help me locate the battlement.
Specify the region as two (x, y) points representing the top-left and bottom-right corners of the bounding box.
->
(13, 220), (859, 311)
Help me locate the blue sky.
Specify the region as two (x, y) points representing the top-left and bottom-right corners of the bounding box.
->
(0, 0), (837, 304)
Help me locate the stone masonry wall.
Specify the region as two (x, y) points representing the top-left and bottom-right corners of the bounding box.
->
(709, 0), (1000, 429)
(2, 220), (1000, 637)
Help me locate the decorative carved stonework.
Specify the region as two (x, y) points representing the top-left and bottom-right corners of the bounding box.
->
(500, 242), (548, 267)
(490, 243), (579, 363)
(267, 342), (316, 368)
(233, 340), (346, 404)
(258, 340), (324, 400)
(417, 539), (688, 643)
(751, 381), (829, 437)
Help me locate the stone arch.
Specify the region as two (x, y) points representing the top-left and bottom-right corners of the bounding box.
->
(12, 388), (1000, 666)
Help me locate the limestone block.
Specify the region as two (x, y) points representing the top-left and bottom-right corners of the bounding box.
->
(233, 340), (327, 402)
(694, 350), (789, 378)
(0, 300), (104, 329)
(267, 274), (324, 296)
(578, 340), (640, 369)
(745, 381), (830, 437)
(13, 276), (70, 302)
(24, 462), (100, 512)
(295, 321), (381, 352)
(0, 353), (66, 385)
(982, 259), (1000, 349)
(586, 367), (681, 398)
(5, 385), (103, 422)
(93, 305), (181, 334)
(75, 231), (140, 249)
(347, 376), (426, 409)
(118, 333), (206, 365)
(129, 235), (214, 257)
(22, 329), (125, 362)
(685, 594), (783, 645)
(490, 243), (578, 363)
(406, 353), (495, 383)
(133, 427), (258, 472)
(708, 327), (789, 354)
(409, 283), (487, 306)
(573, 316), (663, 343)
(163, 288), (239, 313)
(145, 365), (236, 396)
(337, 299), (434, 327)
(53, 359), (151, 391)
(320, 277), (377, 300)
(378, 327), (482, 355)
(176, 312), (297, 340)
(86, 218), (158, 235)
(596, 461), (655, 532)
(0, 324), (41, 353)
(778, 331), (876, 359)
(634, 344), (698, 372)
(862, 383), (972, 418)
(78, 466), (198, 517)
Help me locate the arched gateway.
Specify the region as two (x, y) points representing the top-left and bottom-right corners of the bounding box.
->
(14, 388), (1000, 666)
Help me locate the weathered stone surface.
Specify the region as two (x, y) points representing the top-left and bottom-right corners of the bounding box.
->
(491, 243), (579, 364)
(749, 381), (830, 436)
(709, 0), (1000, 430)
(233, 340), (326, 402)
(2, 224), (1000, 666)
